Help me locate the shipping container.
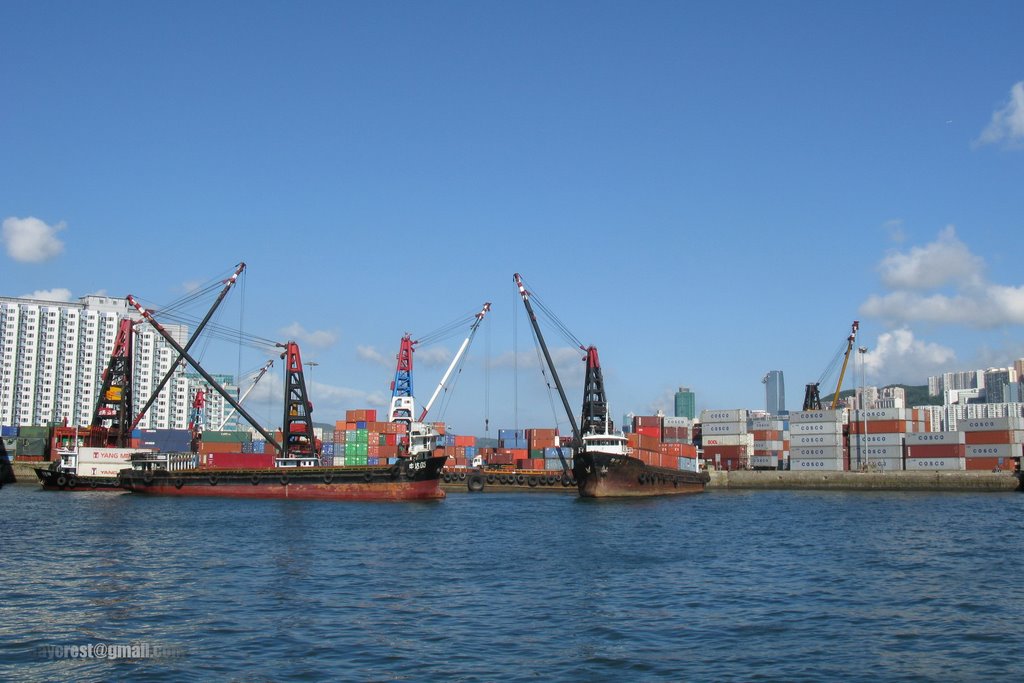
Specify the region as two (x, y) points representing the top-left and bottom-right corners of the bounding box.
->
(854, 408), (909, 421)
(701, 422), (747, 436)
(905, 431), (965, 445)
(791, 445), (844, 459)
(789, 409), (846, 424)
(905, 457), (965, 471)
(790, 433), (844, 447)
(700, 409), (749, 423)
(860, 456), (904, 471)
(201, 430), (252, 443)
(965, 444), (1021, 459)
(789, 422), (843, 435)
(964, 430), (1024, 445)
(905, 444), (967, 459)
(959, 416), (1024, 432)
(849, 433), (905, 447)
(790, 457), (845, 471)
(965, 457), (1017, 471)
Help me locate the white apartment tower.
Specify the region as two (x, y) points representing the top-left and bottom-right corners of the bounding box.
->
(1, 294), (236, 430)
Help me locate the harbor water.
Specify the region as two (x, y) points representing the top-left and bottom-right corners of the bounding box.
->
(2, 485), (1023, 681)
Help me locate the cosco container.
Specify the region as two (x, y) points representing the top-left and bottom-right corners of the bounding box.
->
(789, 422), (843, 435)
(789, 409), (846, 424)
(701, 422), (746, 436)
(789, 457), (845, 471)
(849, 433), (905, 447)
(959, 416), (1024, 432)
(790, 445), (843, 459)
(790, 433), (844, 447)
(905, 457), (965, 471)
(906, 431), (965, 445)
(965, 444), (1020, 459)
(700, 409), (749, 423)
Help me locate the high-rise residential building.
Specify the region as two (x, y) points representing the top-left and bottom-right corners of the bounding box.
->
(762, 371), (785, 414)
(0, 294), (236, 430)
(674, 387), (695, 420)
(983, 368), (1016, 404)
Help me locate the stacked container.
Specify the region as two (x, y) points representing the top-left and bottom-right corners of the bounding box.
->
(849, 408), (931, 471)
(959, 416), (1024, 471)
(700, 409), (751, 470)
(750, 417), (787, 470)
(905, 431), (966, 471)
(661, 416), (692, 445)
(789, 409), (846, 471)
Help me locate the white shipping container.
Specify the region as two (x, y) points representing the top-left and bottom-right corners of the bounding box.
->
(790, 422), (844, 435)
(861, 456), (904, 471)
(701, 422), (747, 436)
(849, 433), (905, 447)
(702, 434), (752, 447)
(700, 409), (749, 423)
(965, 444), (1021, 459)
(790, 445), (844, 459)
(679, 456), (699, 472)
(790, 433), (844, 447)
(74, 463), (131, 478)
(750, 455), (778, 468)
(663, 417), (692, 428)
(751, 419), (785, 431)
(77, 446), (152, 464)
(860, 445), (904, 458)
(959, 416), (1024, 432)
(753, 440), (785, 451)
(855, 408), (909, 421)
(790, 457), (845, 471)
(789, 409), (847, 424)
(905, 457), (965, 471)
(906, 431), (965, 445)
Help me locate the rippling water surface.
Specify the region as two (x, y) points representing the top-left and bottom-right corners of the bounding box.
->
(2, 484), (1023, 681)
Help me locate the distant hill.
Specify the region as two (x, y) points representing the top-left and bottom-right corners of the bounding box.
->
(823, 384), (941, 408)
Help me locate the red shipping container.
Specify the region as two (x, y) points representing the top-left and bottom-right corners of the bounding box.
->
(849, 420), (908, 434)
(964, 430), (1023, 445)
(636, 425), (662, 440)
(905, 444), (967, 458)
(633, 415), (663, 428)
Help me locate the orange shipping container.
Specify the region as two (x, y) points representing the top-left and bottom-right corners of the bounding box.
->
(964, 457), (1017, 471)
(849, 420), (909, 434)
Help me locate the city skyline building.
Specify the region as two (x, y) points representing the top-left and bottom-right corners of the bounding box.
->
(762, 370), (785, 415)
(674, 387), (695, 420)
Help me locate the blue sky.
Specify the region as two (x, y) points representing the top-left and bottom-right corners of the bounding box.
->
(3, 1), (1023, 436)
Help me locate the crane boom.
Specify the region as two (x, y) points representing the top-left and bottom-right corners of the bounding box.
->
(418, 302), (491, 421)
(217, 359), (274, 430)
(830, 321), (860, 410)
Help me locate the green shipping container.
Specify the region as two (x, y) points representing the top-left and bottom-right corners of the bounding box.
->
(18, 426), (50, 438)
(356, 443), (368, 457)
(202, 430), (252, 443)
(16, 437), (48, 456)
(345, 455), (368, 466)
(530, 449), (545, 459)
(344, 442), (357, 456)
(357, 429), (368, 443)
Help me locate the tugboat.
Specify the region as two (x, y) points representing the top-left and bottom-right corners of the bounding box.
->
(116, 302), (445, 501)
(35, 444), (144, 492)
(514, 273), (709, 498)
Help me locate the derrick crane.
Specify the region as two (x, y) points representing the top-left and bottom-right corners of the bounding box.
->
(279, 341), (319, 465)
(90, 317), (135, 447)
(388, 334), (417, 427)
(803, 320), (860, 411)
(581, 346), (613, 436)
(187, 388), (206, 453)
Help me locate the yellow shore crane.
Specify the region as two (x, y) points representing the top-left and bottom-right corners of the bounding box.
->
(802, 321), (860, 410)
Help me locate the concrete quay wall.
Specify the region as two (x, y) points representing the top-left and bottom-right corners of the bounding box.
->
(707, 469), (1021, 492)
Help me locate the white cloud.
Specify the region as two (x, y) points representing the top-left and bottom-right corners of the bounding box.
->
(976, 80), (1024, 148)
(876, 225), (983, 290)
(19, 287), (73, 302)
(279, 322), (338, 349)
(416, 346), (453, 368)
(356, 345), (389, 365)
(2, 216), (66, 263)
(861, 329), (956, 384)
(860, 226), (1024, 329)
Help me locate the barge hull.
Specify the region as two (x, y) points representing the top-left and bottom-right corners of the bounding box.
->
(118, 457), (447, 501)
(34, 468), (124, 492)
